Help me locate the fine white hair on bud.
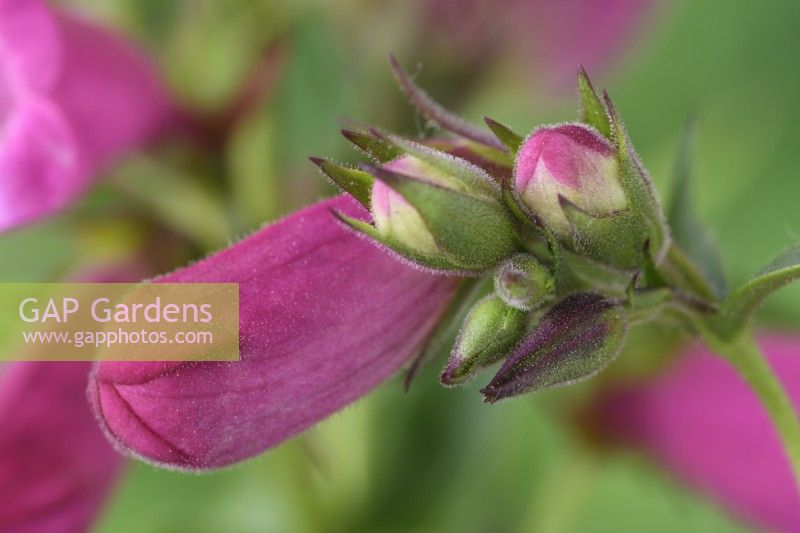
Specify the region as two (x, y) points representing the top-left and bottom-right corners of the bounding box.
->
(514, 123), (626, 236)
(494, 254), (555, 311)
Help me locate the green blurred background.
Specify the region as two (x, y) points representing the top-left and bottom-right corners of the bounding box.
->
(5, 0), (800, 531)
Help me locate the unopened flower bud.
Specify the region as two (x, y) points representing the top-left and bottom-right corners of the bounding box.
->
(327, 150), (518, 272)
(441, 295), (526, 386)
(514, 123), (626, 237)
(482, 292), (627, 402)
(494, 253), (555, 311)
(370, 156), (462, 252)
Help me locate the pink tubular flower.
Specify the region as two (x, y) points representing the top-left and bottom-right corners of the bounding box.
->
(88, 195), (458, 470)
(0, 0), (178, 232)
(600, 335), (800, 532)
(0, 362), (123, 533)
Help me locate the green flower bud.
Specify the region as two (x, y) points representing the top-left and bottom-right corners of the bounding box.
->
(441, 295), (526, 386)
(494, 254), (555, 311)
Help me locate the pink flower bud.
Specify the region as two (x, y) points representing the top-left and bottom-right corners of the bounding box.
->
(0, 0), (179, 232)
(370, 156), (452, 257)
(514, 123), (626, 236)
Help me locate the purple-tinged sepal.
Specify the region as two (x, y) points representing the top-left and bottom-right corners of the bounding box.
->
(494, 253), (555, 311)
(482, 292), (627, 402)
(383, 136), (501, 199)
(389, 55), (505, 152)
(441, 295), (526, 386)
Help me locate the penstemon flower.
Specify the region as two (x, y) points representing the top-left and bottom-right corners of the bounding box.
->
(88, 198), (457, 468)
(89, 55), (800, 516)
(0, 362), (123, 533)
(0, 0), (178, 232)
(424, 0), (655, 90)
(0, 263), (146, 533)
(600, 335), (800, 532)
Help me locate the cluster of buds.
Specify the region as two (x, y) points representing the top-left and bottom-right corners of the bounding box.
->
(312, 57), (718, 402)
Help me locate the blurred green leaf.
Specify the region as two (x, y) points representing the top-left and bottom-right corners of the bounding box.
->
(0, 223), (75, 281)
(668, 117), (727, 298)
(227, 110), (282, 229)
(114, 157), (232, 251)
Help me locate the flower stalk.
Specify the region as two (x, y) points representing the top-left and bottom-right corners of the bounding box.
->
(701, 328), (800, 492)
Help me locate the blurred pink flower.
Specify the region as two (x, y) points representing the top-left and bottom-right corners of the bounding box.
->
(426, 0), (657, 89)
(601, 335), (800, 532)
(0, 262), (153, 532)
(88, 196), (457, 470)
(0, 0), (178, 232)
(0, 363), (123, 532)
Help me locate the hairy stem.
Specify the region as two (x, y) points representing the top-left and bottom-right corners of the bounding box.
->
(703, 329), (800, 491)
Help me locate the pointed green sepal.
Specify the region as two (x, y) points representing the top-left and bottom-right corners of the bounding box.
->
(603, 92), (671, 264)
(309, 157), (374, 209)
(560, 196), (647, 270)
(577, 67), (611, 139)
(714, 244), (800, 338)
(441, 295), (527, 386)
(386, 135), (500, 199)
(370, 165), (518, 270)
(561, 249), (632, 297)
(341, 129), (403, 163)
(388, 54), (504, 150)
(483, 117), (524, 154)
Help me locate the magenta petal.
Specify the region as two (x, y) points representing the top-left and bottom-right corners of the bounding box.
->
(0, 99), (84, 230)
(0, 0), (61, 92)
(52, 12), (178, 166)
(601, 335), (800, 531)
(0, 362), (123, 533)
(89, 196), (458, 470)
(0, 0), (179, 232)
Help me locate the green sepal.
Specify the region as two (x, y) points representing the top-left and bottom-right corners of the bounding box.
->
(667, 117), (727, 298)
(340, 129), (403, 163)
(386, 135), (500, 199)
(561, 249), (632, 298)
(604, 92), (672, 264)
(388, 54), (505, 150)
(370, 166), (518, 270)
(330, 210), (470, 272)
(441, 295), (527, 386)
(713, 244), (800, 338)
(483, 117), (524, 154)
(577, 67), (612, 139)
(560, 196), (647, 270)
(309, 157), (374, 209)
